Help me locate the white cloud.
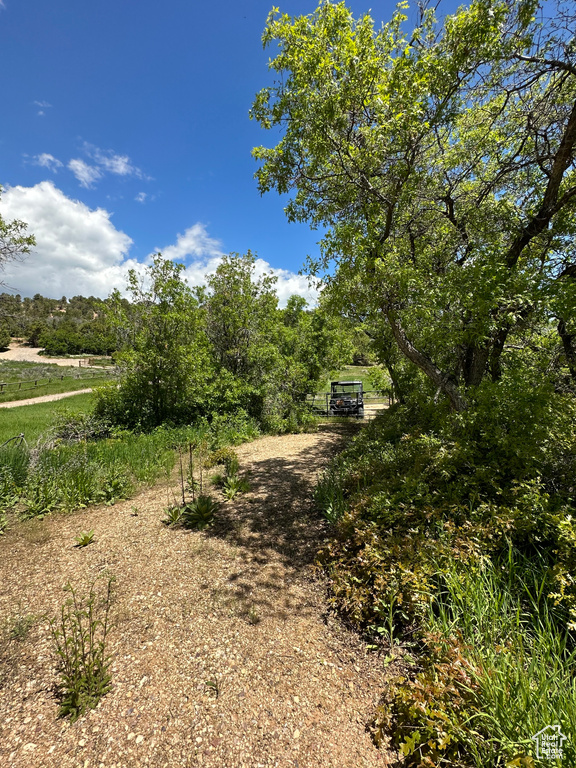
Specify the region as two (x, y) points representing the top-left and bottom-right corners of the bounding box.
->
(254, 259), (319, 306)
(33, 100), (52, 116)
(135, 192), (147, 203)
(66, 144), (148, 188)
(0, 182), (318, 305)
(68, 159), (103, 188)
(161, 224), (224, 262)
(32, 153), (63, 172)
(157, 226), (318, 306)
(85, 143), (146, 179)
(0, 181), (136, 297)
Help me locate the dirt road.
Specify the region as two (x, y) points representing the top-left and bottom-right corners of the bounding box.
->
(0, 388), (93, 408)
(0, 424), (393, 767)
(0, 343), (90, 368)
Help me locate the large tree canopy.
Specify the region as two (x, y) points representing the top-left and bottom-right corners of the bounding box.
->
(251, 0), (576, 410)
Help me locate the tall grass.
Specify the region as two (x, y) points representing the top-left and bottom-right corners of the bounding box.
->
(0, 406), (261, 519)
(427, 550), (576, 765)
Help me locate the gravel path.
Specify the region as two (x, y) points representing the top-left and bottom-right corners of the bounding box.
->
(0, 389), (94, 409)
(0, 425), (393, 768)
(0, 344), (91, 368)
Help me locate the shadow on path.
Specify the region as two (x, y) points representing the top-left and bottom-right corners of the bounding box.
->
(206, 422), (360, 572)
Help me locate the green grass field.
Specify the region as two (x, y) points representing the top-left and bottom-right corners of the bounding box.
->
(0, 359), (78, 381)
(0, 392), (95, 446)
(317, 365), (389, 394)
(0, 360), (112, 404)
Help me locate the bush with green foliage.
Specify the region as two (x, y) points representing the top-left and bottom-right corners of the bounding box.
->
(315, 393), (576, 766)
(96, 253), (344, 433)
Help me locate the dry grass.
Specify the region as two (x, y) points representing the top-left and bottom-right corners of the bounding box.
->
(0, 423), (395, 767)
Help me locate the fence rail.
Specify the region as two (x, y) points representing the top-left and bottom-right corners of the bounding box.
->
(306, 389), (394, 416)
(0, 370), (116, 395)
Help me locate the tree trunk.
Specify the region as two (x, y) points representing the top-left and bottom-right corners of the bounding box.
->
(462, 343), (490, 387)
(385, 309), (467, 411)
(558, 318), (576, 384)
(381, 356), (405, 404)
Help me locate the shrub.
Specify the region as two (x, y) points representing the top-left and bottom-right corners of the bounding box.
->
(46, 412), (112, 445)
(0, 326), (11, 351)
(371, 551), (576, 766)
(206, 446), (239, 474)
(315, 398), (576, 766)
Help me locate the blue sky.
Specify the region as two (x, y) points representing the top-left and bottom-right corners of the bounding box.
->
(0, 0), (457, 302)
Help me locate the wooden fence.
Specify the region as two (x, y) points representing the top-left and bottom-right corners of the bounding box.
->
(0, 370), (115, 395)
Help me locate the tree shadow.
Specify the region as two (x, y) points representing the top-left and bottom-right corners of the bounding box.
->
(207, 422), (359, 566)
(199, 422), (360, 621)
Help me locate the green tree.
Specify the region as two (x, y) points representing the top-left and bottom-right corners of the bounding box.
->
(206, 252), (278, 378)
(206, 254), (342, 427)
(0, 325), (10, 350)
(0, 186), (35, 281)
(251, 0), (576, 410)
(97, 254), (212, 428)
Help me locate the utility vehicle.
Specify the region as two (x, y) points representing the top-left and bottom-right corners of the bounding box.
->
(328, 381), (364, 417)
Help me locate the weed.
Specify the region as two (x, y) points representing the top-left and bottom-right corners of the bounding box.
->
(162, 505), (183, 526)
(222, 474), (251, 500)
(204, 679), (220, 698)
(74, 530), (95, 547)
(7, 613), (36, 642)
(49, 575), (115, 722)
(247, 606), (261, 625)
(181, 495), (219, 530)
(96, 466), (132, 505)
(210, 472), (226, 487)
(313, 470), (347, 522)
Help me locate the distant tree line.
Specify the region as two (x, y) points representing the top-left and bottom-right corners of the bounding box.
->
(0, 293), (119, 355)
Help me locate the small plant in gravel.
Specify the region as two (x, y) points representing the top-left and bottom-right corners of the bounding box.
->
(222, 474), (251, 500)
(210, 471), (226, 487)
(204, 678), (220, 698)
(181, 495), (219, 530)
(7, 613), (36, 642)
(162, 504), (183, 526)
(49, 575), (115, 722)
(74, 530), (95, 547)
(246, 606), (261, 625)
